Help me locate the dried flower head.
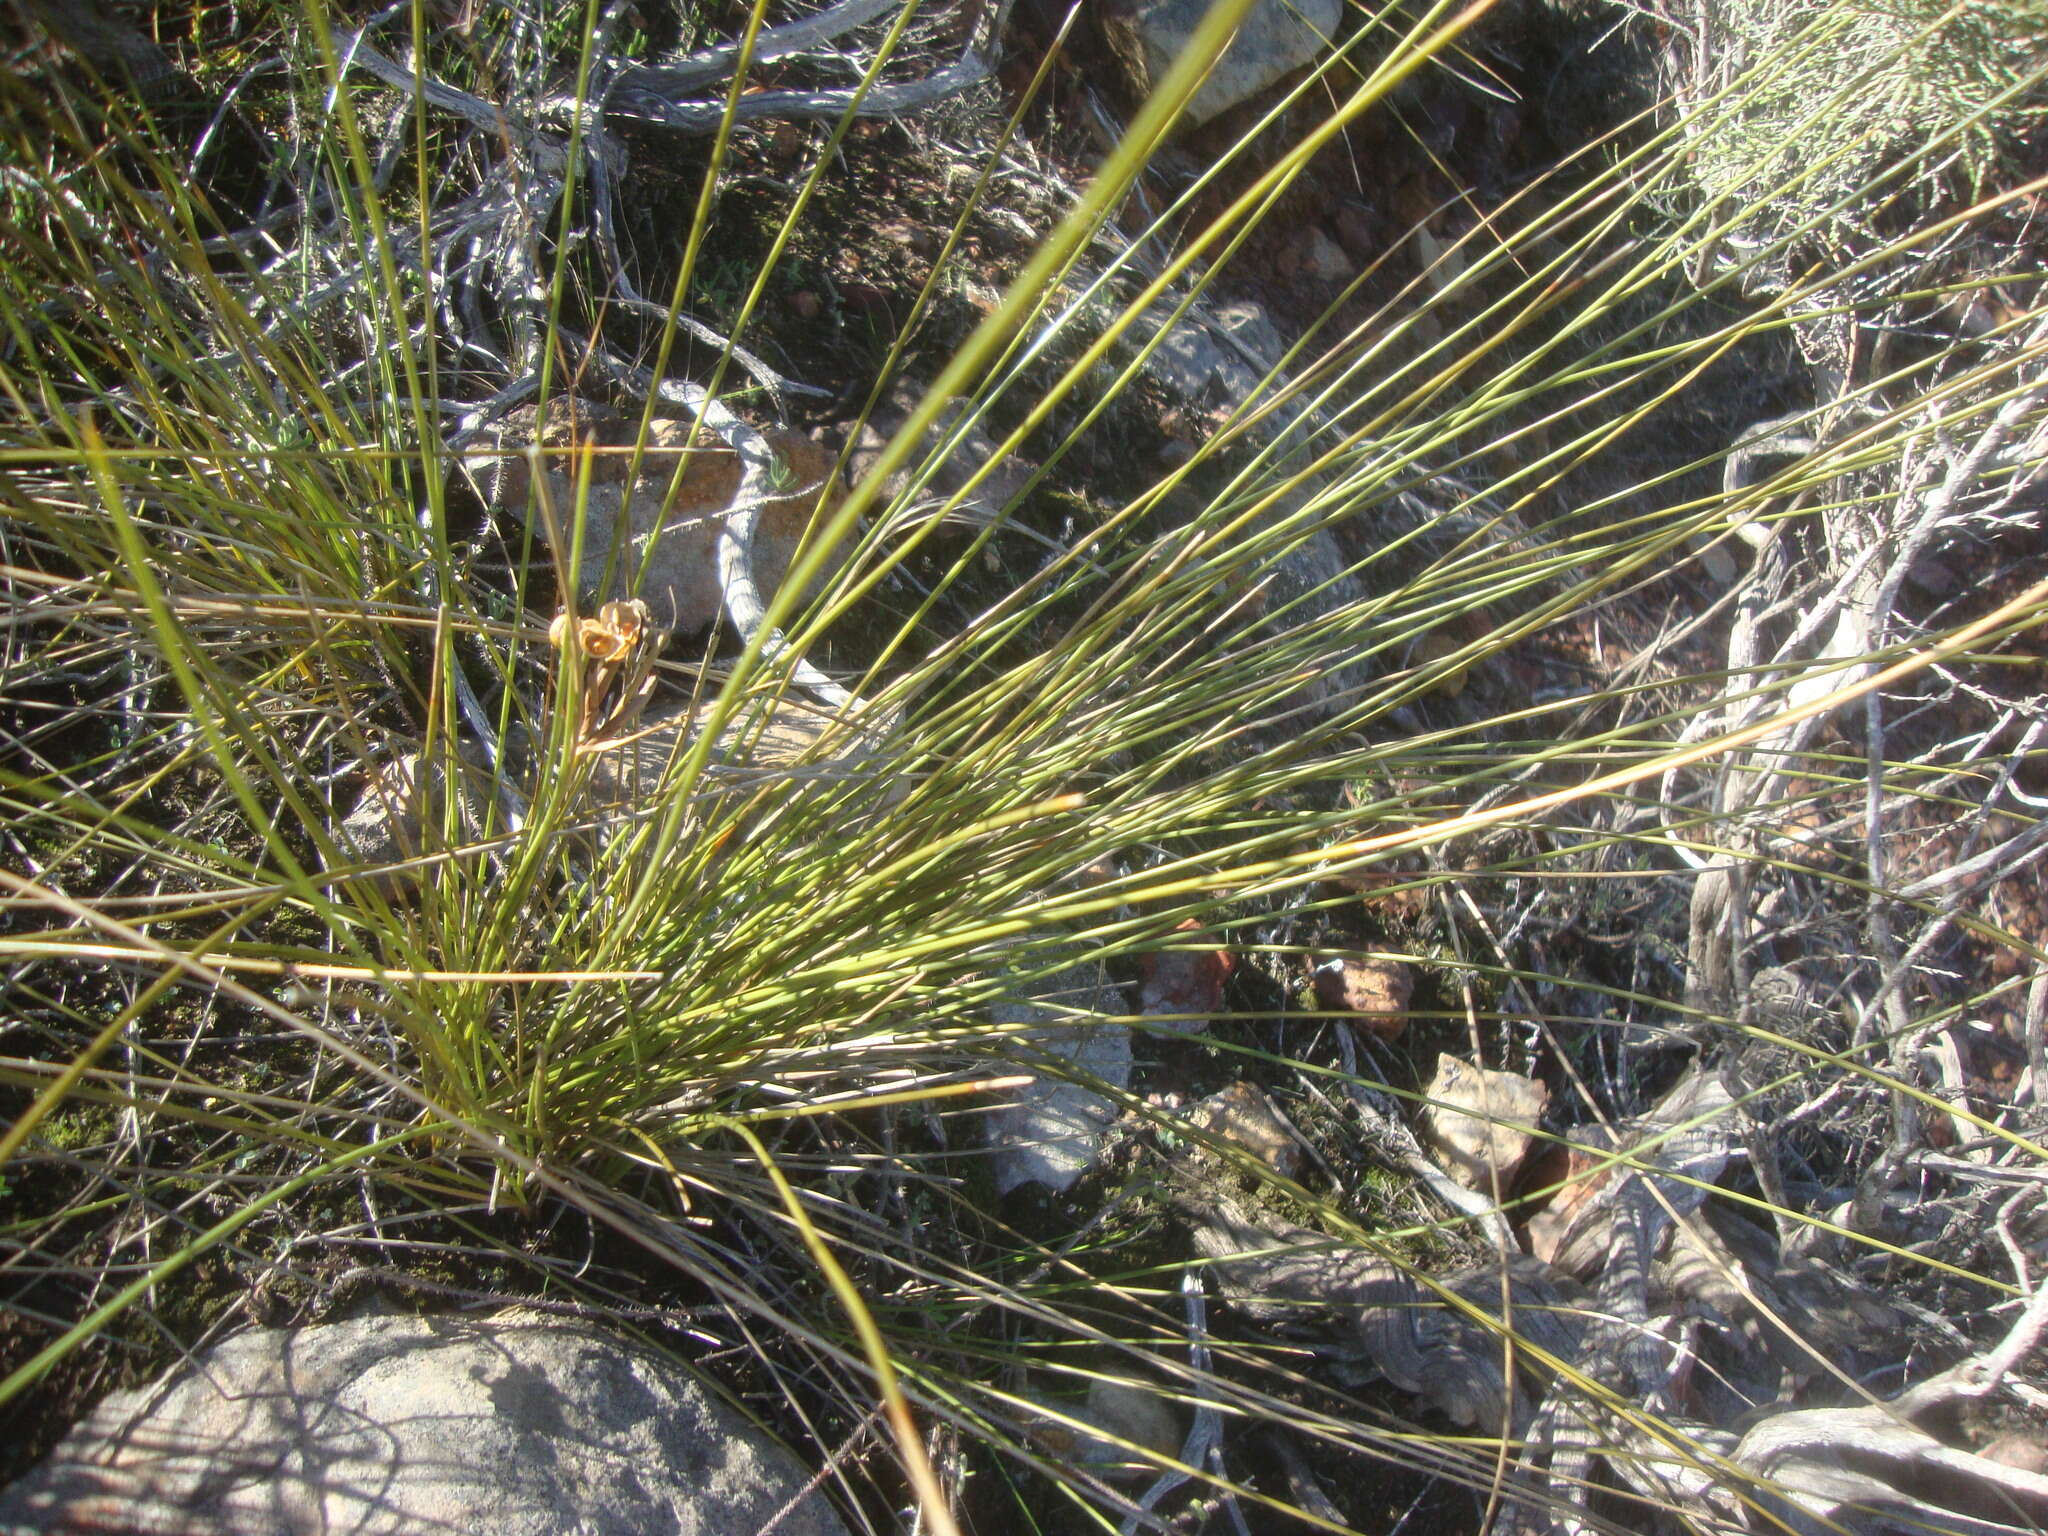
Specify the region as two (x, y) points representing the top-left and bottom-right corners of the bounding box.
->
(549, 599), (650, 661)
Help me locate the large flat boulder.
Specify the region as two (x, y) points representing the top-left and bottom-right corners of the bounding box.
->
(0, 1310), (850, 1536)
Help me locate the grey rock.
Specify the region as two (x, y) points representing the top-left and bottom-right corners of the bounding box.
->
(1017, 1379), (1183, 1480)
(846, 385), (1036, 536)
(0, 1310), (850, 1536)
(580, 690), (901, 808)
(986, 960), (1132, 1195)
(1101, 0), (1342, 127)
(1297, 224), (1351, 286)
(1143, 299), (1286, 404)
(327, 746), (493, 899)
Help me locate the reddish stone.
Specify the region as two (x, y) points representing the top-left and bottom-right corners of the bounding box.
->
(1312, 957), (1412, 1039)
(1139, 919), (1234, 1031)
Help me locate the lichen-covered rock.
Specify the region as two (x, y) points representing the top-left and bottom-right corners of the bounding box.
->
(1136, 921), (1233, 1034)
(1185, 1081), (1301, 1180)
(1417, 1053), (1550, 1192)
(1311, 956), (1413, 1039)
(488, 400), (849, 637)
(0, 1310), (850, 1536)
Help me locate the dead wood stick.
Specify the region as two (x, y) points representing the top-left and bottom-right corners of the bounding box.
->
(592, 54), (994, 134)
(618, 0), (905, 97)
(1892, 1277), (2048, 1417)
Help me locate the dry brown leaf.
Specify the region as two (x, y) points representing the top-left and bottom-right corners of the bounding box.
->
(1523, 1070), (1738, 1278)
(1521, 1141), (1615, 1266)
(1979, 1432), (2048, 1475)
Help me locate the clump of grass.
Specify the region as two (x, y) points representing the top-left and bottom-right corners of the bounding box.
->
(3, 0), (2047, 1531)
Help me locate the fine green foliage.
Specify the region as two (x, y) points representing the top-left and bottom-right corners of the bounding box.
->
(1675, 0), (2046, 215)
(2, 0), (2046, 1531)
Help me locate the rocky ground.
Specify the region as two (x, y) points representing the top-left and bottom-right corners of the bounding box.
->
(3, 0), (2047, 1532)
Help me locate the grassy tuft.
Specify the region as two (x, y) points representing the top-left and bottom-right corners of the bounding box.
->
(2, 0), (2046, 1530)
